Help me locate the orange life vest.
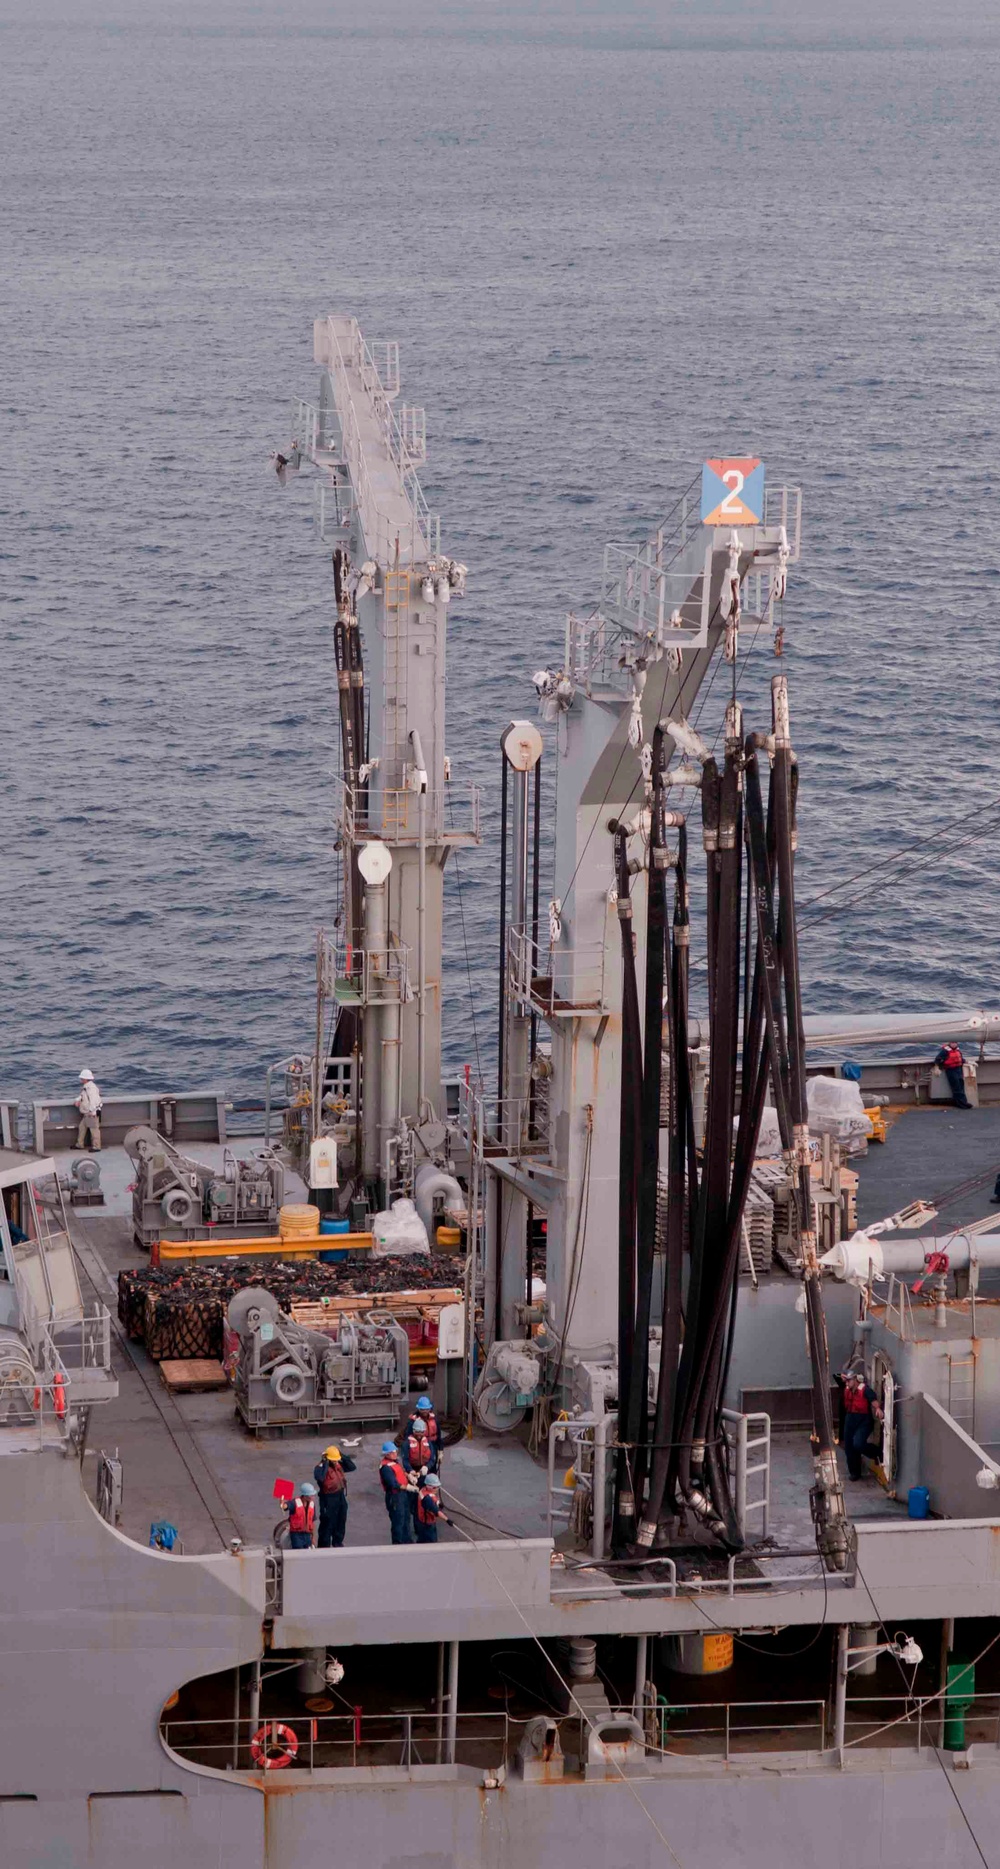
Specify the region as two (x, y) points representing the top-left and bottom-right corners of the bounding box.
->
(288, 1497), (315, 1533)
(416, 1489), (441, 1527)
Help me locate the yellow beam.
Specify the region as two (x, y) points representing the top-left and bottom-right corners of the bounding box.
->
(153, 1233), (374, 1264)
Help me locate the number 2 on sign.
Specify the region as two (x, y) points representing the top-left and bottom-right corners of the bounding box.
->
(719, 468), (744, 517)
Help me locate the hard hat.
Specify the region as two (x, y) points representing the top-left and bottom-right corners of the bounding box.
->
(381, 1440), (397, 1455)
(324, 1445), (342, 1461)
(300, 1482), (318, 1496)
(416, 1397), (432, 1412)
(79, 1069), (94, 1082)
(423, 1474), (441, 1489)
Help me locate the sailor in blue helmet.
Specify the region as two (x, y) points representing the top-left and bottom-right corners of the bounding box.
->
(379, 1441), (416, 1544)
(414, 1474), (454, 1544)
(403, 1394), (443, 1464)
(284, 1481), (317, 1549)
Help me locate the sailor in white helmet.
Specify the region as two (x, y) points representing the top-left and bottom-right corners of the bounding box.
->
(74, 1070), (103, 1152)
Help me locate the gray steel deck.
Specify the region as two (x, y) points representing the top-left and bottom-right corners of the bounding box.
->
(60, 1104), (998, 1560)
(70, 1205), (550, 1556)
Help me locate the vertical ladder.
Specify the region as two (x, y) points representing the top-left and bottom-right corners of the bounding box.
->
(947, 1353), (976, 1435)
(383, 568), (411, 783)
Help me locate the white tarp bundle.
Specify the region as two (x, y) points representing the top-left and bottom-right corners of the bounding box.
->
(371, 1197), (431, 1257)
(806, 1075), (873, 1153)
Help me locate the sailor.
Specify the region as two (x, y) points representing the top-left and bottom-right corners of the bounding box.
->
(74, 1069), (103, 1151)
(935, 1043), (971, 1110)
(402, 1424), (437, 1476)
(404, 1395), (442, 1462)
(841, 1371), (883, 1481)
(414, 1474), (454, 1544)
(379, 1442), (416, 1544)
(313, 1444), (357, 1549)
(284, 1482), (318, 1549)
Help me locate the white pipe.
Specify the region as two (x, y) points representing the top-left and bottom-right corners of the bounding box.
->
(362, 878), (386, 1182)
(445, 1638), (459, 1763)
(414, 1164), (467, 1237)
(634, 1634), (649, 1721)
(834, 1624), (849, 1751)
(823, 1232), (1000, 1283)
(685, 1009), (1000, 1051)
(592, 1411), (618, 1561)
(799, 1010), (1000, 1047)
(435, 1640), (445, 1762)
(410, 730), (429, 1122)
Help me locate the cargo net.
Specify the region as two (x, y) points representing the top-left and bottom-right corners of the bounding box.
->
(118, 1256), (464, 1362)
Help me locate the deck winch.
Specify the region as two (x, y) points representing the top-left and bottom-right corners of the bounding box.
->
(227, 1286), (409, 1430)
(125, 1125), (284, 1251)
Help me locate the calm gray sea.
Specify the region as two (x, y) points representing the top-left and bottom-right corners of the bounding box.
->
(2, 0), (999, 1104)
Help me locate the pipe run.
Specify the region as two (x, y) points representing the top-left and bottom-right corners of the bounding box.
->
(409, 729), (430, 1122)
(823, 1232), (1000, 1283)
(414, 1165), (467, 1238)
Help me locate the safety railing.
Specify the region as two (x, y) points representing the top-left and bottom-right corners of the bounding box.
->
(763, 484), (802, 559)
(721, 1408), (770, 1540)
(880, 1276), (915, 1342)
(330, 943), (412, 1008)
(547, 1413), (618, 1560)
(551, 1544), (847, 1601)
(508, 926), (608, 1018)
(463, 1088), (551, 1163)
(654, 1697), (826, 1760)
(41, 1306), (114, 1383)
(161, 1709), (510, 1776)
(343, 783), (481, 846)
(313, 317), (440, 563)
(843, 1689), (1000, 1753)
(597, 548), (712, 655)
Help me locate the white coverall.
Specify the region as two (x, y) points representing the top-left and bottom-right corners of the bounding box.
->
(75, 1079), (102, 1150)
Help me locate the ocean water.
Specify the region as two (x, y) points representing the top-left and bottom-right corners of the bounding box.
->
(3, 0), (999, 1105)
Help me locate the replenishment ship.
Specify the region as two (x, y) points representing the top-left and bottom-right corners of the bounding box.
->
(3, 319), (1000, 1867)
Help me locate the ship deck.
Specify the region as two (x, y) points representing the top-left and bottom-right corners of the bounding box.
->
(59, 1102), (1000, 1562)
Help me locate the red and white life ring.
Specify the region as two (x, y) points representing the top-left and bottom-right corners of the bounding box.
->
(250, 1722), (299, 1771)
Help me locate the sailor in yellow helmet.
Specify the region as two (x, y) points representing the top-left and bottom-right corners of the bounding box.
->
(313, 1443), (357, 1548)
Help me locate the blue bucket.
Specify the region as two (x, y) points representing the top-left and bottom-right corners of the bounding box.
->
(319, 1248), (349, 1264)
(908, 1485), (930, 1520)
(319, 1217), (350, 1236)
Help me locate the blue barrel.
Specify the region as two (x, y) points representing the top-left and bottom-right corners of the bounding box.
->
(319, 1217), (350, 1236)
(908, 1485), (930, 1519)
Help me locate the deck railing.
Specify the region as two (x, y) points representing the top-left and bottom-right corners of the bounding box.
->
(162, 1709), (509, 1775)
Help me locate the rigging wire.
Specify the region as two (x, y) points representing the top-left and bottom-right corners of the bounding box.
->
(849, 1557), (995, 1869)
(797, 788), (1000, 917)
(688, 803), (1000, 977)
(797, 808), (1000, 933)
(446, 1516), (688, 1868)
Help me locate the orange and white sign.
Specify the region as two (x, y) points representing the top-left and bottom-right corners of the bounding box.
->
(700, 458), (765, 526)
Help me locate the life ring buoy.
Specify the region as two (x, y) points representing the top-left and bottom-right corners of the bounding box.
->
(250, 1722), (298, 1771)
